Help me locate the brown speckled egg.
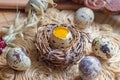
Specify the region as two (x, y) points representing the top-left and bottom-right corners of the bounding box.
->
(92, 36), (117, 59)
(79, 56), (102, 80)
(75, 7), (94, 28)
(6, 48), (31, 71)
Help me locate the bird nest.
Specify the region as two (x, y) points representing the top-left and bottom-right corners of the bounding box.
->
(35, 24), (90, 69)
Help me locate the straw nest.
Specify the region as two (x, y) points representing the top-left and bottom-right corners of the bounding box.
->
(0, 8), (120, 80)
(35, 24), (90, 69)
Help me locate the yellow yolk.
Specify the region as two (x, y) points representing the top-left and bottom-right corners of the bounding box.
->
(53, 27), (69, 39)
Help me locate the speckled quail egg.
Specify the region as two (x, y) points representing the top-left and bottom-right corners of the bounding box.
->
(50, 26), (73, 49)
(6, 48), (31, 71)
(75, 7), (94, 28)
(92, 36), (118, 59)
(79, 56), (102, 80)
(26, 0), (48, 14)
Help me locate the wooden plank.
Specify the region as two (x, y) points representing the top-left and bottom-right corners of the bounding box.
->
(0, 10), (25, 27)
(0, 0), (29, 9)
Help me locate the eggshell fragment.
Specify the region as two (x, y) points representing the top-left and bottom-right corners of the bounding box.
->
(50, 27), (73, 49)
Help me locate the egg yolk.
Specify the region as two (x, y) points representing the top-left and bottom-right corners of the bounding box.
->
(53, 26), (69, 39)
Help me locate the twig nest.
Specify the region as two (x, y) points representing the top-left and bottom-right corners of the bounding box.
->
(74, 7), (94, 28)
(49, 26), (73, 48)
(35, 24), (89, 69)
(6, 48), (31, 71)
(79, 56), (102, 80)
(26, 0), (48, 14)
(92, 36), (118, 60)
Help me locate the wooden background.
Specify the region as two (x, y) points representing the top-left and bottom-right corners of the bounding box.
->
(0, 10), (25, 26)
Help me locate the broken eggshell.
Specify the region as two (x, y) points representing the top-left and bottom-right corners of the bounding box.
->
(6, 48), (31, 71)
(49, 26), (73, 49)
(74, 7), (94, 28)
(92, 36), (118, 60)
(79, 56), (102, 80)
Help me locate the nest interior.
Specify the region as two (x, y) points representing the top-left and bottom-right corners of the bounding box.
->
(0, 8), (120, 80)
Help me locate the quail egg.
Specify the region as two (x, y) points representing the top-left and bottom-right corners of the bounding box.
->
(26, 0), (48, 14)
(79, 56), (102, 80)
(75, 7), (94, 28)
(6, 48), (31, 71)
(50, 26), (73, 49)
(92, 36), (118, 59)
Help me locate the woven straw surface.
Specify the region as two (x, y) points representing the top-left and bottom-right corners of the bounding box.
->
(0, 8), (120, 80)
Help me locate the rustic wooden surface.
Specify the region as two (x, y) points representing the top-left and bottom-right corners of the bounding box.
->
(0, 0), (28, 9)
(0, 10), (25, 26)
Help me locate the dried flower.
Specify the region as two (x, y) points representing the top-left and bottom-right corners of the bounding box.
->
(0, 12), (38, 55)
(0, 37), (7, 55)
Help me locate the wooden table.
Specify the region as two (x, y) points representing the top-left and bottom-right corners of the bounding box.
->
(0, 10), (25, 26)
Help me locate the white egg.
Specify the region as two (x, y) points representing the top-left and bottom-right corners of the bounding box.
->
(79, 56), (102, 80)
(6, 48), (31, 71)
(75, 7), (94, 28)
(92, 36), (118, 59)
